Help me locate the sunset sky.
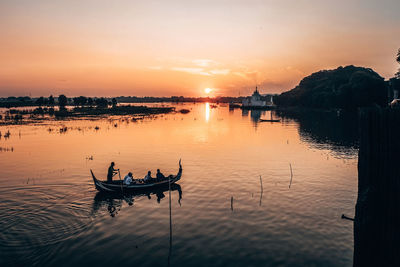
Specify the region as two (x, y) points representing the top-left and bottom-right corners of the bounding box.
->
(0, 0), (399, 97)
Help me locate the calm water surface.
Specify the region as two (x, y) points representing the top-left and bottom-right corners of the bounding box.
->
(0, 103), (358, 266)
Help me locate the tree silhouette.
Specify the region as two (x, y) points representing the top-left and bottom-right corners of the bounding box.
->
(87, 97), (93, 106)
(73, 96), (87, 106)
(397, 48), (400, 64)
(112, 98), (117, 108)
(58, 94), (68, 108)
(275, 65), (387, 109)
(49, 95), (55, 105)
(35, 97), (45, 106)
(95, 97), (108, 108)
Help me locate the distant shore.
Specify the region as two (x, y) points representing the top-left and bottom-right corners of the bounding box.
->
(0, 96), (247, 108)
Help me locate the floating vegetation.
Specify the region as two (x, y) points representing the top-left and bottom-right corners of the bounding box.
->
(0, 105), (175, 126)
(0, 147), (14, 152)
(86, 155), (94, 160)
(179, 109), (190, 114)
(59, 127), (68, 133)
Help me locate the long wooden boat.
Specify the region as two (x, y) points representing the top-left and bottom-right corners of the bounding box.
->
(91, 160), (182, 192)
(259, 119), (281, 122)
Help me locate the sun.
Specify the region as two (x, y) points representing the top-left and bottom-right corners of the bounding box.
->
(204, 88), (212, 94)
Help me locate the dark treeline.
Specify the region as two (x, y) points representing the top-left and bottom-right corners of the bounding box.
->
(0, 95), (118, 108)
(0, 95), (244, 108)
(275, 65), (388, 109)
(275, 49), (400, 109)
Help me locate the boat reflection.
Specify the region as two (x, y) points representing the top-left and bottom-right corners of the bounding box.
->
(92, 183), (183, 217)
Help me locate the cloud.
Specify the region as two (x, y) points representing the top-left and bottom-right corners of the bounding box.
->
(147, 66), (163, 70)
(171, 67), (211, 76)
(209, 69), (230, 75)
(233, 70), (259, 80)
(285, 66), (304, 75)
(192, 59), (217, 67)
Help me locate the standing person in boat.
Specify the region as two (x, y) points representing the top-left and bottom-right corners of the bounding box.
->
(156, 169), (165, 181)
(144, 171), (153, 183)
(107, 162), (119, 183)
(123, 172), (133, 185)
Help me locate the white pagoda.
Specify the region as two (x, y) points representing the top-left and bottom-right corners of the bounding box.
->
(242, 87), (272, 109)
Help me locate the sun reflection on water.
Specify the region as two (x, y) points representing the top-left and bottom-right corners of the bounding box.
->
(205, 102), (210, 122)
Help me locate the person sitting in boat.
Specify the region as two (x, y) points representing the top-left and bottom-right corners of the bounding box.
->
(107, 162), (119, 183)
(156, 169), (165, 181)
(123, 172), (133, 185)
(144, 171), (153, 183)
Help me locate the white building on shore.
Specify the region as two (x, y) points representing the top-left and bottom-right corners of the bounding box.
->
(242, 87), (274, 109)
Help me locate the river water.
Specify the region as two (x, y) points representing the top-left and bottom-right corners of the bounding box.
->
(0, 103), (358, 266)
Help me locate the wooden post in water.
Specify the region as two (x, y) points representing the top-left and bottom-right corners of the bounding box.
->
(289, 163), (293, 188)
(354, 108), (400, 267)
(259, 175), (263, 206)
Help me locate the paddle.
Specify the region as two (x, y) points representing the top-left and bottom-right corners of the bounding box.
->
(118, 169), (124, 194)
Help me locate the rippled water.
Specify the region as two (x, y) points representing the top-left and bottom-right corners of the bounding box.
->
(0, 103), (358, 266)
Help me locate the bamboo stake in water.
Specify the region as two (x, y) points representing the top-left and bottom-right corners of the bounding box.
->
(168, 175), (172, 266)
(289, 163), (293, 188)
(259, 175), (263, 206)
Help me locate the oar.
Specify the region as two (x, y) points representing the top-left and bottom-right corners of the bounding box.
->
(118, 169), (124, 194)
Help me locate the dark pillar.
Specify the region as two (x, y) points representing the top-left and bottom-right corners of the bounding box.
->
(354, 108), (400, 266)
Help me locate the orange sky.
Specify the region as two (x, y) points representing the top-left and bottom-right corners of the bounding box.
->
(0, 0), (399, 97)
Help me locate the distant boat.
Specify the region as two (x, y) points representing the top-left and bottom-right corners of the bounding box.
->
(241, 86), (275, 110)
(259, 119), (280, 122)
(91, 160), (182, 192)
(229, 102), (241, 109)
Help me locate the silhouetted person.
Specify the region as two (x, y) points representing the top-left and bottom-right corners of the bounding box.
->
(144, 171), (152, 182)
(123, 172), (133, 185)
(156, 169), (165, 180)
(107, 162), (119, 183)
